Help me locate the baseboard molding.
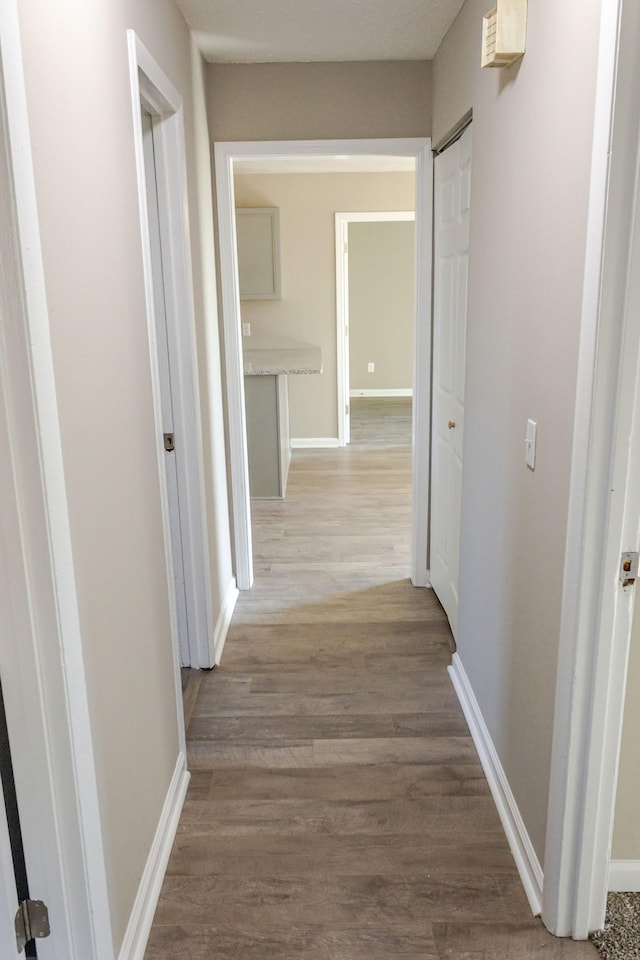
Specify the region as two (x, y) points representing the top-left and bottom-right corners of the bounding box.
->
(291, 438), (340, 449)
(350, 388), (413, 397)
(118, 753), (189, 960)
(411, 568), (431, 588)
(608, 861), (640, 891)
(448, 653), (544, 916)
(212, 577), (238, 665)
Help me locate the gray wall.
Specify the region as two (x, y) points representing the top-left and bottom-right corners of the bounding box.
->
(349, 220), (415, 392)
(207, 61), (432, 141)
(234, 172), (415, 439)
(432, 0), (602, 864)
(17, 0), (232, 950)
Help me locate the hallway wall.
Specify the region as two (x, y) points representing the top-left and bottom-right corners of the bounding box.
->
(207, 60), (432, 141)
(16, 0), (232, 951)
(432, 0), (602, 865)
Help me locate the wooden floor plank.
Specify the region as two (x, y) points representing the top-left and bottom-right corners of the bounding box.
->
(146, 398), (596, 959)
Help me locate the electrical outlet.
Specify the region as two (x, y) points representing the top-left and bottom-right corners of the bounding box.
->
(242, 322), (251, 337)
(367, 362), (375, 373)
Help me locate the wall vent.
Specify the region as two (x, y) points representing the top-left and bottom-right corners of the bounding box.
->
(481, 0), (527, 68)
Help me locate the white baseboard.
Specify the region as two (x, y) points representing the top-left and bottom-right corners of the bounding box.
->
(608, 861), (640, 891)
(411, 568), (431, 588)
(350, 388), (413, 397)
(291, 438), (340, 449)
(448, 653), (544, 916)
(118, 753), (189, 960)
(212, 577), (238, 665)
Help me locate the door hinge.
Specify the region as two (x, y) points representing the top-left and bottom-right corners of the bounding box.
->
(15, 900), (50, 953)
(620, 551), (639, 587)
(163, 432), (175, 452)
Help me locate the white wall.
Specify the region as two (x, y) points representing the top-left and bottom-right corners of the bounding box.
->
(16, 0), (232, 951)
(234, 172), (415, 439)
(432, 0), (602, 864)
(348, 220), (415, 393)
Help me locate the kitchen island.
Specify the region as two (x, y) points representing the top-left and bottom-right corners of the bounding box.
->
(243, 338), (322, 498)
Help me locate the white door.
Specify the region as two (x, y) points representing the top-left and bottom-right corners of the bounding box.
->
(430, 125), (472, 637)
(141, 109), (191, 666)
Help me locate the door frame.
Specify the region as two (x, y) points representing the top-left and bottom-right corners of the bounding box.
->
(214, 138), (433, 590)
(0, 3), (113, 956)
(544, 0), (640, 937)
(334, 211), (416, 448)
(127, 32), (215, 669)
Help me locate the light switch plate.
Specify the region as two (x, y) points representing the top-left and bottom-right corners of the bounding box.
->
(525, 419), (537, 470)
(242, 322), (251, 337)
(367, 362), (375, 373)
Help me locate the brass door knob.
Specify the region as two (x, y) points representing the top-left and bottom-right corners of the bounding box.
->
(448, 420), (456, 429)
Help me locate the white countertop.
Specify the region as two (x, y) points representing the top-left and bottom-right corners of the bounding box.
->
(243, 337), (323, 376)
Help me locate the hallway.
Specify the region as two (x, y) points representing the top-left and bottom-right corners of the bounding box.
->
(146, 399), (596, 959)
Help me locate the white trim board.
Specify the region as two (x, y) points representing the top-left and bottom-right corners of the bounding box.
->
(215, 140), (432, 592)
(117, 755), (189, 960)
(291, 437), (340, 449)
(212, 578), (239, 665)
(608, 862), (640, 893)
(448, 654), (544, 916)
(128, 31), (215, 672)
(350, 389), (413, 397)
(0, 3), (114, 956)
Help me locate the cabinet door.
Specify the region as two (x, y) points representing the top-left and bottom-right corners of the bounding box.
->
(236, 208), (281, 299)
(245, 375), (281, 497)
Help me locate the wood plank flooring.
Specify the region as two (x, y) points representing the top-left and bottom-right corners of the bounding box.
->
(146, 398), (596, 959)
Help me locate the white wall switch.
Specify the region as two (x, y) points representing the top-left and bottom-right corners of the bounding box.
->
(525, 419), (537, 470)
(242, 322), (251, 337)
(367, 362), (375, 373)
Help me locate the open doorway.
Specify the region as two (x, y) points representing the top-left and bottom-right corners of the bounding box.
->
(335, 211), (415, 446)
(214, 139), (433, 594)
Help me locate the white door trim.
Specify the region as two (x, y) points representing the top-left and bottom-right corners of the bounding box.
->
(335, 211), (416, 448)
(127, 32), (215, 671)
(0, 4), (113, 956)
(544, 0), (640, 938)
(214, 138), (432, 590)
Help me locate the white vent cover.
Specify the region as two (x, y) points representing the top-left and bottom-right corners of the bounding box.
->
(481, 0), (527, 68)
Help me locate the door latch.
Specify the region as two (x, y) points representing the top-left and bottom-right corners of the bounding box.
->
(15, 899), (50, 953)
(163, 433), (175, 452)
(620, 551), (639, 587)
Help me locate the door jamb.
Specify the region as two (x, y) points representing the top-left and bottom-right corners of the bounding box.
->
(544, 0), (640, 937)
(0, 4), (114, 956)
(334, 211), (416, 448)
(214, 138), (432, 590)
(127, 31), (215, 671)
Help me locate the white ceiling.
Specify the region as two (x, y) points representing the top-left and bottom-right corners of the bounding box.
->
(178, 0), (466, 63)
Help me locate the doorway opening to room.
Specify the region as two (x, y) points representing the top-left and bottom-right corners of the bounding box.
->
(215, 139), (432, 598)
(335, 211), (416, 448)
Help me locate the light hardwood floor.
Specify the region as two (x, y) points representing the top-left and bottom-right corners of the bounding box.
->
(146, 398), (596, 959)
